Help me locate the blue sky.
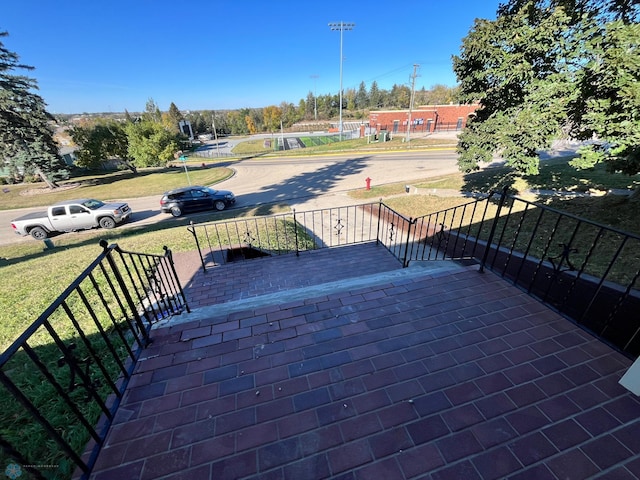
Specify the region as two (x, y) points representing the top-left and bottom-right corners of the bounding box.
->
(2, 1), (500, 114)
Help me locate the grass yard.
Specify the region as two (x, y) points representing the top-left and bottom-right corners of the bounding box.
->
(0, 165), (234, 210)
(0, 202), (310, 478)
(461, 156), (640, 194)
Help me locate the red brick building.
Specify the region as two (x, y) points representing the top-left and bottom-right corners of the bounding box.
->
(368, 103), (479, 134)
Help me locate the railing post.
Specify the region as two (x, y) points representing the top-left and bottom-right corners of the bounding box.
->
(293, 209), (300, 256)
(402, 218), (416, 268)
(164, 246), (191, 314)
(375, 199), (383, 245)
(187, 221), (207, 272)
(479, 186), (509, 273)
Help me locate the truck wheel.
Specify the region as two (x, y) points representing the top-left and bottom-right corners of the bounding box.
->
(170, 206), (182, 217)
(30, 227), (48, 240)
(99, 217), (116, 229)
(214, 200), (226, 211)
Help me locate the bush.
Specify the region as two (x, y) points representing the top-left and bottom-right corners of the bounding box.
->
(22, 174), (41, 183)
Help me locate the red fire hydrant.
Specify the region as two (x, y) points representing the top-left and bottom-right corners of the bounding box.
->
(365, 177), (371, 191)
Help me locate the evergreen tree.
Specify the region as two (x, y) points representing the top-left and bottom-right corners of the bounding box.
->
(355, 81), (369, 110)
(142, 98), (162, 123)
(164, 102), (183, 133)
(305, 91), (315, 120)
(0, 31), (68, 187)
(369, 81), (381, 109)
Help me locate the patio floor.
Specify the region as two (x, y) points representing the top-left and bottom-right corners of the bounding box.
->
(89, 243), (640, 479)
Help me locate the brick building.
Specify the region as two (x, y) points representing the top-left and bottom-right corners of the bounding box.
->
(368, 103), (479, 135)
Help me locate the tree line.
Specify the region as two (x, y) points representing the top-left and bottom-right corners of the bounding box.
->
(3, 0), (639, 188)
(37, 80), (462, 177)
(175, 83), (459, 137)
(2, 23), (461, 183)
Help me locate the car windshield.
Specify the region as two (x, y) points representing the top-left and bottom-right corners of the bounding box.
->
(81, 199), (105, 210)
(204, 188), (218, 195)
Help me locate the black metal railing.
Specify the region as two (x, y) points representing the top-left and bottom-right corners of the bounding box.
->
(402, 189), (640, 358)
(188, 192), (640, 357)
(0, 241), (189, 480)
(187, 203), (386, 271)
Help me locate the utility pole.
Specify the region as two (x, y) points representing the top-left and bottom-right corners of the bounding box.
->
(328, 22), (355, 141)
(280, 120), (285, 151)
(310, 74), (319, 121)
(406, 64), (420, 146)
(212, 113), (220, 158)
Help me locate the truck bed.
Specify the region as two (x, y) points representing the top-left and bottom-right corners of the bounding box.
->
(11, 211), (48, 222)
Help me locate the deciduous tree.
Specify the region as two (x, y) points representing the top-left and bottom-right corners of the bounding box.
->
(453, 0), (640, 178)
(263, 105), (282, 133)
(69, 120), (136, 172)
(124, 120), (179, 167)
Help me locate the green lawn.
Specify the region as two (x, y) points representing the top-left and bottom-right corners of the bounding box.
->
(461, 157), (640, 194)
(0, 165), (234, 210)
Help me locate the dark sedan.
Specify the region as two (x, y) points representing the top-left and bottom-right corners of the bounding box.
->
(160, 186), (236, 217)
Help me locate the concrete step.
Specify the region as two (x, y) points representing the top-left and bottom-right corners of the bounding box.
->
(157, 260), (471, 329)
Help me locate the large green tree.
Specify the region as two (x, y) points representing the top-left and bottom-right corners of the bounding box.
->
(0, 32), (68, 187)
(569, 20), (640, 175)
(453, 0), (640, 177)
(69, 120), (137, 172)
(263, 105), (282, 133)
(124, 120), (180, 167)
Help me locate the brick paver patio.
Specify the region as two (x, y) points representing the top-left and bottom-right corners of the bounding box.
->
(88, 243), (640, 479)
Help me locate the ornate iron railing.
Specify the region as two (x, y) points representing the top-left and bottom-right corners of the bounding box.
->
(186, 203), (386, 271)
(393, 189), (640, 358)
(0, 241), (189, 479)
(188, 193), (640, 357)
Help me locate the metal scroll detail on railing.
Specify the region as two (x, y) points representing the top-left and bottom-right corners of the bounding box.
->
(548, 243), (578, 278)
(0, 242), (189, 480)
(57, 343), (100, 402)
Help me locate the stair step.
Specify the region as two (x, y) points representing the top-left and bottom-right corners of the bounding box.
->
(157, 260), (470, 329)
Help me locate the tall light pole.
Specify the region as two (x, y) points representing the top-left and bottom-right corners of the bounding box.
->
(328, 21), (354, 140)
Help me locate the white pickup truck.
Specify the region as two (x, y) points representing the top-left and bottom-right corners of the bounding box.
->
(11, 198), (133, 240)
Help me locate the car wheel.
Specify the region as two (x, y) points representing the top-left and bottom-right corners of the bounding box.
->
(99, 217), (116, 229)
(30, 227), (48, 240)
(170, 206), (182, 217)
(214, 200), (226, 211)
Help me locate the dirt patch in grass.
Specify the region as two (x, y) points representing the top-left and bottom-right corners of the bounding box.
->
(18, 183), (81, 196)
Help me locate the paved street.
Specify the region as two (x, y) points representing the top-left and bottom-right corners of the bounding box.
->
(0, 149), (459, 247)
